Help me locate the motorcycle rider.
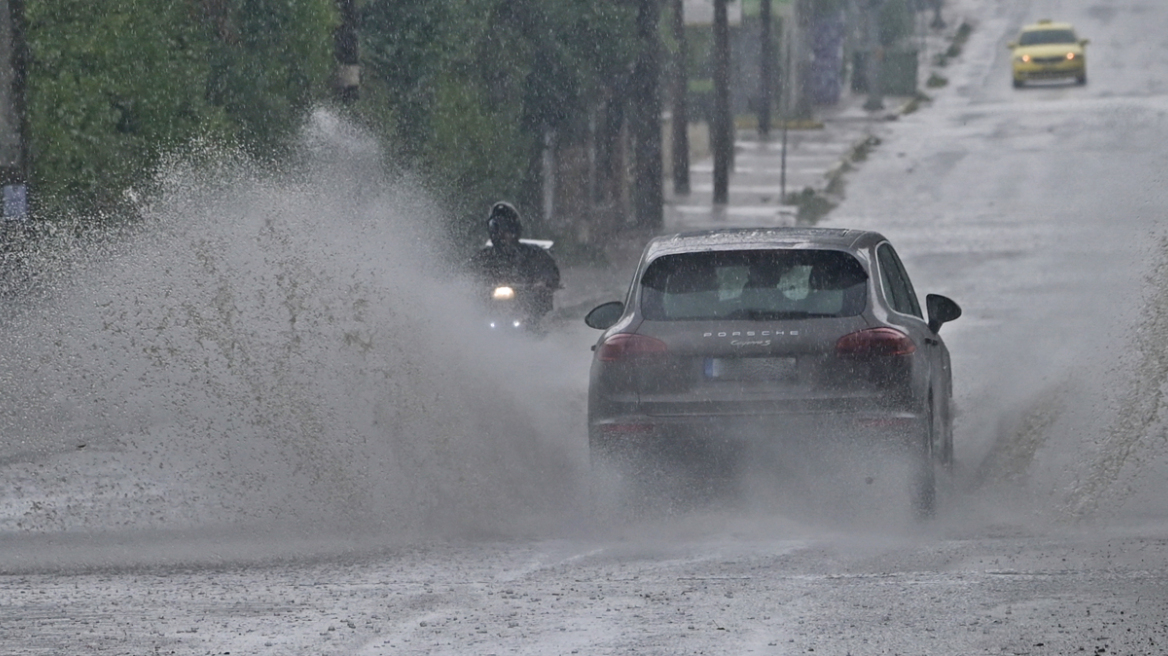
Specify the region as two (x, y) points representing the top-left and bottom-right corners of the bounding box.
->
(466, 201), (561, 326)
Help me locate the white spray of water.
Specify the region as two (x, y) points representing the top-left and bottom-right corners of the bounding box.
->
(0, 110), (588, 541)
(1062, 234), (1168, 522)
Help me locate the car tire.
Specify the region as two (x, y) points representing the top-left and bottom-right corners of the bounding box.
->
(1012, 77), (1024, 89)
(940, 399), (955, 474)
(912, 399), (939, 520)
(1076, 73), (1087, 85)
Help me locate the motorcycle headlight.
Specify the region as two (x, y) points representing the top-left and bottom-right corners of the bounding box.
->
(493, 286), (516, 300)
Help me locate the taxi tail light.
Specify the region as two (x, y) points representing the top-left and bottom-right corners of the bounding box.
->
(836, 328), (916, 358)
(1066, 52), (1076, 60)
(597, 333), (669, 362)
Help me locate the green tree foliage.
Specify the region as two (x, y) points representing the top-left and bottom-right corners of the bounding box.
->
(201, 0), (337, 150)
(23, 0), (642, 246)
(25, 0), (336, 219)
(358, 0), (636, 248)
(26, 0), (222, 216)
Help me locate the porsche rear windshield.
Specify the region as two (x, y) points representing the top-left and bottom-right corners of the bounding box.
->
(639, 249), (868, 321)
(1019, 29), (1077, 45)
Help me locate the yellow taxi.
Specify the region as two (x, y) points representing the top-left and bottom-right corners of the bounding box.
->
(1008, 20), (1089, 88)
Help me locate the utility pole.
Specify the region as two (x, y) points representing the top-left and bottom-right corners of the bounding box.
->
(711, 0), (731, 205)
(333, 0), (360, 105)
(758, 0), (773, 138)
(670, 0), (690, 195)
(630, 0), (664, 229)
(789, 0), (812, 120)
(863, 0), (885, 111)
(780, 38), (791, 203)
(0, 0), (26, 224)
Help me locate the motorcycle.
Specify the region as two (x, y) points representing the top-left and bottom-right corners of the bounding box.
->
(484, 281), (554, 333)
(475, 238), (559, 334)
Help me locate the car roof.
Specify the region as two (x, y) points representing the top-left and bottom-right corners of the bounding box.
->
(641, 227), (886, 260)
(1022, 20), (1075, 32)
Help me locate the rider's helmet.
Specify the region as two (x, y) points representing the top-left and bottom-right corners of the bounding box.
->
(487, 201), (522, 245)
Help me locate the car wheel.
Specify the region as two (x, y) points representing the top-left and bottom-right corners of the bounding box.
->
(911, 399), (938, 520)
(941, 423), (954, 475)
(939, 399), (955, 474)
(1076, 73), (1087, 85)
(1013, 77), (1024, 89)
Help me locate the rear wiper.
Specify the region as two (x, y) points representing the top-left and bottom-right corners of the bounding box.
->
(725, 309), (836, 320)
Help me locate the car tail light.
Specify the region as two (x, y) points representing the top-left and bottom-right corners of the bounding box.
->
(836, 328), (916, 358)
(597, 333), (668, 362)
(1066, 52), (1076, 60)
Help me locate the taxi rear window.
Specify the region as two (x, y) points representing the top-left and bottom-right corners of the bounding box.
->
(639, 249), (867, 321)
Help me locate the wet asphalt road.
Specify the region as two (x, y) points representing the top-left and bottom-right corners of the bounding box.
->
(4, 0), (1168, 654)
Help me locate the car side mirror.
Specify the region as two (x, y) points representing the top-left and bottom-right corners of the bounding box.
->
(926, 294), (961, 333)
(585, 301), (625, 330)
(1080, 38), (1090, 46)
(1006, 41), (1017, 49)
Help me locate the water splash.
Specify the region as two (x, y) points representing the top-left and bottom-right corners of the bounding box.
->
(0, 110), (585, 540)
(1065, 234), (1168, 520)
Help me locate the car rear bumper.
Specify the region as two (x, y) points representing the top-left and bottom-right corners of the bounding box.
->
(590, 409), (926, 458)
(1013, 62), (1084, 80)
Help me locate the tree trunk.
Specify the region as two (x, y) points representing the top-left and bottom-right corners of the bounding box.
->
(790, 0), (813, 120)
(333, 0), (359, 104)
(712, 0), (731, 205)
(670, 0), (690, 195)
(0, 0), (27, 220)
(759, 0), (773, 138)
(629, 0), (664, 229)
(863, 0), (885, 111)
(592, 90), (627, 239)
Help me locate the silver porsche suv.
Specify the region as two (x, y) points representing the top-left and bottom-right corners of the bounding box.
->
(584, 228), (961, 516)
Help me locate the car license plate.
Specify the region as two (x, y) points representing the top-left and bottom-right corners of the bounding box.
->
(705, 357), (797, 382)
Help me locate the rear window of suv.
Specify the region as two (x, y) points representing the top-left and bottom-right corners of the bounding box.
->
(639, 249), (868, 321)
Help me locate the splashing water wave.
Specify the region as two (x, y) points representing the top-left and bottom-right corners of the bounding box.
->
(0, 111), (585, 541)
